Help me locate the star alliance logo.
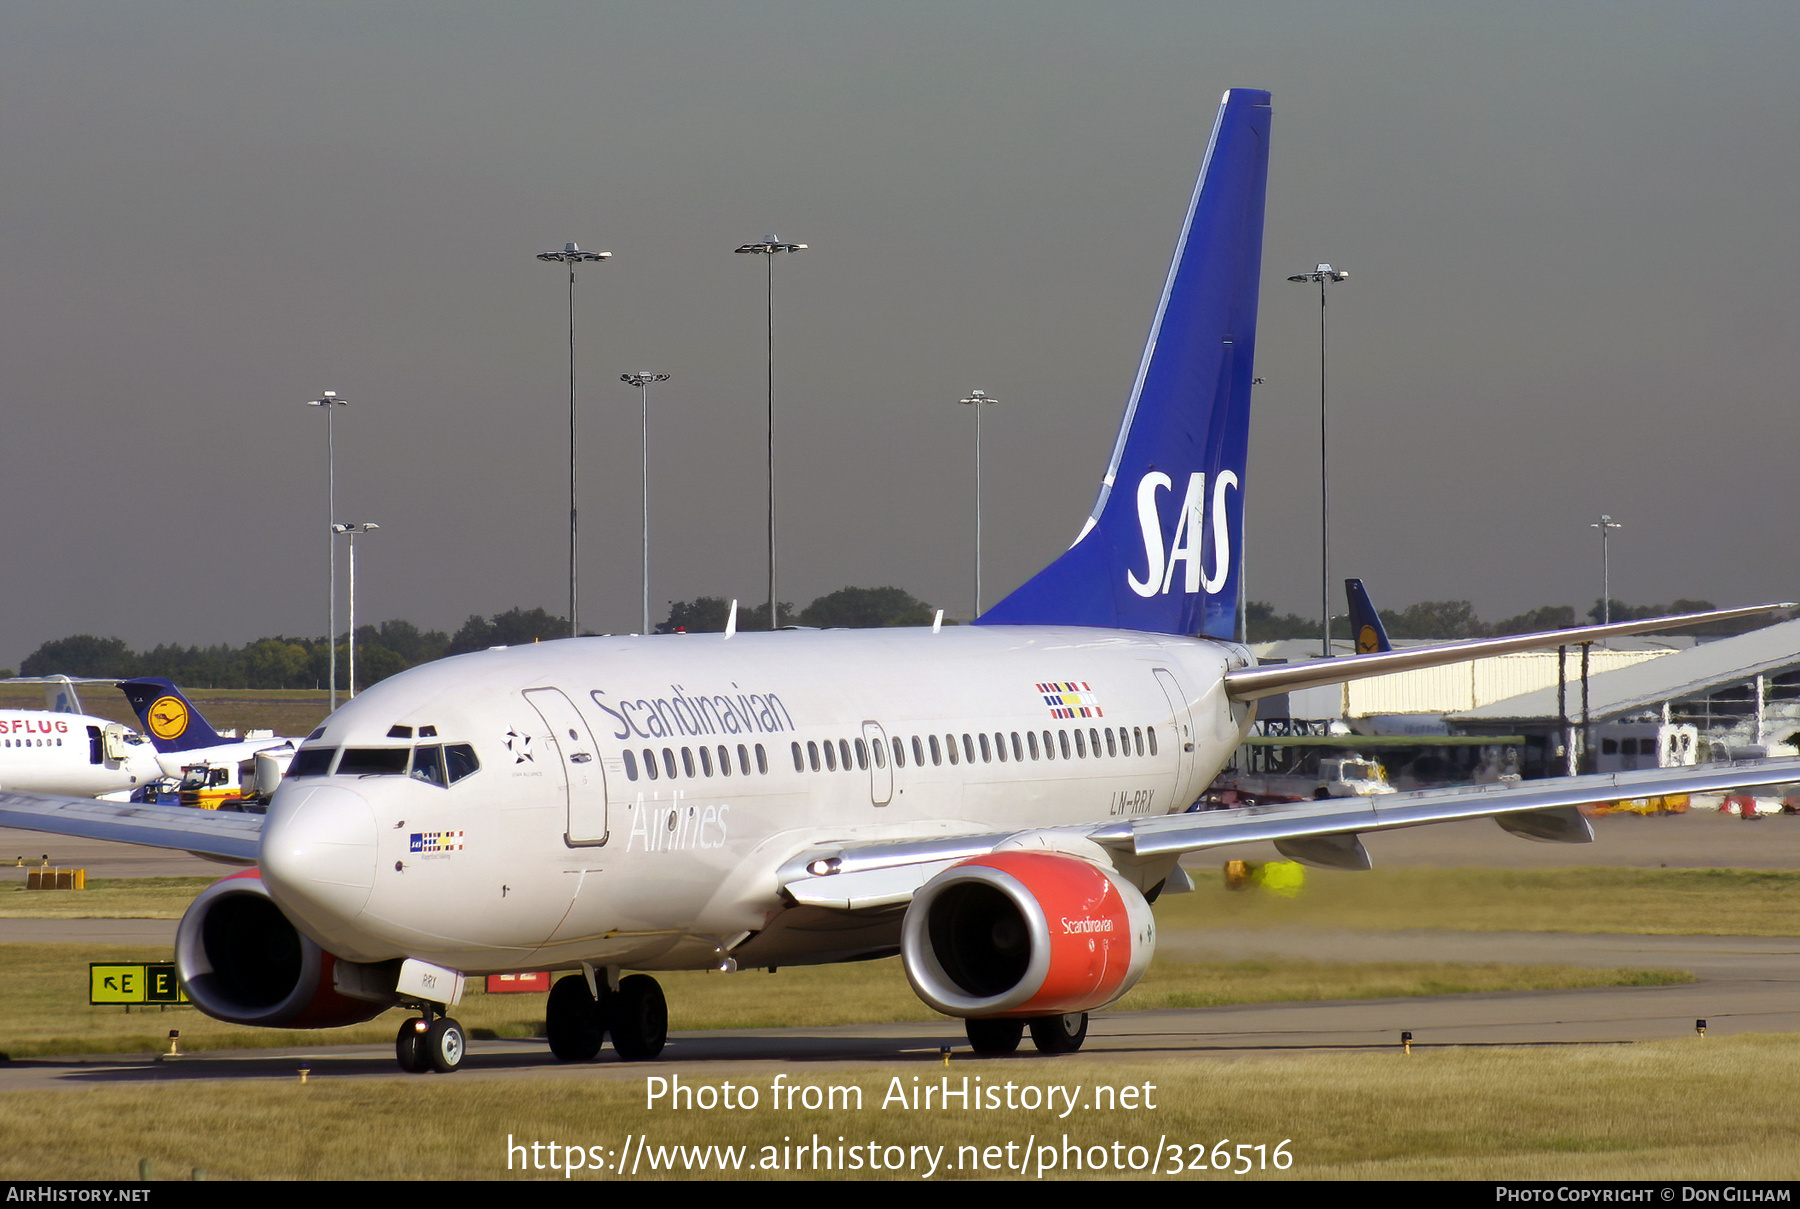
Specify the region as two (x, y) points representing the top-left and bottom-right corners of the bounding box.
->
(504, 729), (534, 764)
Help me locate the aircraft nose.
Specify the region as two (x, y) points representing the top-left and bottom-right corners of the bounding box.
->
(260, 784), (378, 931)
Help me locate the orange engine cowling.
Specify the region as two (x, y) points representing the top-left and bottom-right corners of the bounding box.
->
(900, 851), (1155, 1018)
(175, 869), (388, 1029)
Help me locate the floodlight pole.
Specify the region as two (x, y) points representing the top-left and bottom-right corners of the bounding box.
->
(1287, 264), (1349, 658)
(736, 237), (806, 629)
(333, 523), (379, 697)
(622, 373), (670, 635)
(537, 243), (611, 638)
(1590, 514), (1623, 627)
(306, 391), (349, 711)
(960, 391), (1001, 618)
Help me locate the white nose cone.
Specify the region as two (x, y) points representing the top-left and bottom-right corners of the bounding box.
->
(260, 784), (378, 938)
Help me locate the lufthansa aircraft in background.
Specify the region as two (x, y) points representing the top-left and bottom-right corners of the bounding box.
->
(118, 677), (299, 780)
(3, 88), (1796, 1074)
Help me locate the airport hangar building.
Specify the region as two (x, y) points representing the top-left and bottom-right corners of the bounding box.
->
(1237, 620), (1800, 786)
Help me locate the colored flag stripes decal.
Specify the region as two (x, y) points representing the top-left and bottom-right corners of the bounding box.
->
(1037, 681), (1103, 719)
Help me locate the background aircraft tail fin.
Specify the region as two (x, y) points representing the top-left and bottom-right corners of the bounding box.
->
(118, 678), (229, 753)
(1346, 579), (1393, 654)
(976, 88), (1271, 639)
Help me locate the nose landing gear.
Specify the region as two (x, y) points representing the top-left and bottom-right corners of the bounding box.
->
(395, 1008), (466, 1073)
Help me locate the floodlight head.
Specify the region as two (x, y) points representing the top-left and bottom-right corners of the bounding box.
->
(306, 391), (348, 408)
(537, 242), (611, 264)
(621, 372), (671, 387)
(959, 390), (998, 406)
(736, 237), (807, 255)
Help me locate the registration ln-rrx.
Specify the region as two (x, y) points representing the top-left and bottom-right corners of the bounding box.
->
(4, 88), (1796, 1073)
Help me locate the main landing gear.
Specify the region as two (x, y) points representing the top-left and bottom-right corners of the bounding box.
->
(395, 1006), (467, 1074)
(965, 1012), (1089, 1056)
(546, 971), (668, 1063)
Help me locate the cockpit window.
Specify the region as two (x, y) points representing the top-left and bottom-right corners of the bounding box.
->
(288, 747), (337, 777)
(445, 744), (479, 784)
(337, 748), (411, 776)
(411, 745), (446, 786)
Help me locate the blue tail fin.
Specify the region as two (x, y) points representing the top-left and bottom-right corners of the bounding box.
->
(118, 678), (229, 753)
(976, 89), (1271, 639)
(1345, 579), (1392, 654)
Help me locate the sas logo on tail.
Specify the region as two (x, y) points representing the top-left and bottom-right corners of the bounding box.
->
(1126, 471), (1238, 599)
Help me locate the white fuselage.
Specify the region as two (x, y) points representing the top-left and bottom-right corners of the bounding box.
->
(0, 710), (160, 797)
(258, 626), (1256, 976)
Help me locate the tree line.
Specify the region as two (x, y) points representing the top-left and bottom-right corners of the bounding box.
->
(12, 586), (942, 689)
(14, 589), (1767, 688)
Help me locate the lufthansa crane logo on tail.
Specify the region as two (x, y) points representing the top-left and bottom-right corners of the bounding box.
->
(1126, 471), (1238, 598)
(147, 696), (189, 742)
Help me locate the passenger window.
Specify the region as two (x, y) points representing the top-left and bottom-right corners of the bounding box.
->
(870, 738), (884, 769)
(1011, 732), (1022, 762)
(699, 746), (714, 777)
(929, 735), (942, 766)
(792, 742), (804, 772)
(755, 744), (768, 774)
(962, 734), (975, 763)
(1090, 728), (1101, 756)
(946, 735), (959, 765)
(1147, 727), (1157, 756)
(1134, 727), (1144, 757)
(824, 741), (837, 772)
(1059, 730), (1071, 760)
(739, 744), (751, 775)
(979, 733), (991, 763)
(623, 749), (639, 781)
(1105, 729), (1117, 757)
(914, 736), (926, 766)
(892, 737), (905, 768)
(662, 748), (677, 779)
(644, 748), (659, 780)
(1027, 731), (1040, 761)
(808, 741), (821, 772)
(682, 748), (696, 777)
(1074, 730), (1087, 758)
(717, 745), (731, 777)
(445, 744), (479, 784)
(856, 738), (869, 770)
(411, 745), (447, 786)
(838, 739), (851, 770)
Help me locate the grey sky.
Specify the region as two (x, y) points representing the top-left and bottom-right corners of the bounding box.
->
(2, 2), (1795, 665)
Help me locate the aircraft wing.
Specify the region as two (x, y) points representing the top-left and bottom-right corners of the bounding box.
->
(0, 790), (261, 862)
(1224, 602), (1791, 702)
(780, 758), (1800, 907)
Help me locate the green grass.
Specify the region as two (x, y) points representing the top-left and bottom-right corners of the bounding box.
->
(0, 877), (215, 918)
(3, 1036), (1796, 1180)
(1159, 864), (1800, 935)
(0, 944), (1690, 1060)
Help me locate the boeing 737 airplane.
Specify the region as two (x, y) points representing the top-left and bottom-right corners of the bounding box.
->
(3, 88), (1796, 1074)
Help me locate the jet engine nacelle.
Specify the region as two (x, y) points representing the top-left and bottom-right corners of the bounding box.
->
(175, 869), (387, 1029)
(900, 851), (1155, 1018)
